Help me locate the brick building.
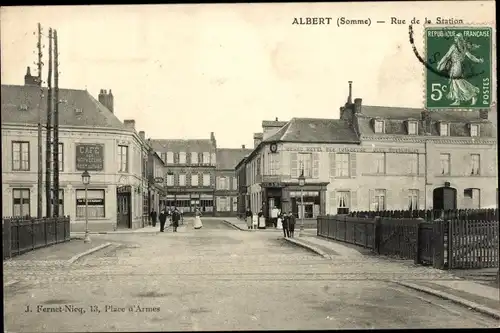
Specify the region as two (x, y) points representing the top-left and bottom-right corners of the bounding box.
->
(1, 67), (151, 231)
(240, 82), (497, 222)
(214, 146), (253, 217)
(150, 134), (217, 215)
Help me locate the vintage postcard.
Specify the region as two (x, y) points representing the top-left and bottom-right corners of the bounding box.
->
(1, 2), (498, 332)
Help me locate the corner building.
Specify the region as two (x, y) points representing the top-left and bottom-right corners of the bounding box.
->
(242, 83), (497, 222)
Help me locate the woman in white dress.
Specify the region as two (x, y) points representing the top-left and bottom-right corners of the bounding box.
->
(193, 208), (203, 229)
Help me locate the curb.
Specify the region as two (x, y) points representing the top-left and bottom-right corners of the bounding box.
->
(393, 281), (500, 320)
(284, 237), (330, 259)
(66, 242), (113, 264)
(5, 280), (19, 287)
(222, 220), (250, 231)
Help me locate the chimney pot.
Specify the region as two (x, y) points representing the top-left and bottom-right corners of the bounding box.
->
(124, 119), (136, 130)
(139, 131), (145, 140)
(347, 81), (353, 104)
(275, 117), (278, 121)
(109, 89), (113, 95)
(354, 98), (362, 114)
(242, 144), (246, 149)
(26, 66), (31, 75)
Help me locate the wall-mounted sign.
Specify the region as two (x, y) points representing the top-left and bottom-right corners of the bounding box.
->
(76, 198), (105, 205)
(154, 177), (164, 184)
(261, 182), (285, 188)
(117, 185), (131, 194)
(75, 144), (104, 171)
(281, 145), (420, 154)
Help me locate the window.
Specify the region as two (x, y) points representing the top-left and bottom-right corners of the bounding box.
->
(166, 152), (174, 164)
(374, 153), (385, 174)
(191, 152), (198, 164)
(203, 174), (211, 186)
(49, 143), (64, 172)
(13, 188), (30, 217)
(336, 191), (350, 214)
(217, 196), (230, 212)
(439, 123), (449, 136)
(166, 174), (174, 186)
(408, 154), (418, 174)
(179, 152), (186, 164)
(335, 153), (350, 177)
(191, 174), (199, 186)
(232, 197), (238, 212)
(218, 177), (227, 190)
(372, 189), (386, 211)
(51, 189), (64, 216)
(408, 121), (418, 135)
(374, 120), (384, 133)
(470, 124), (479, 137)
(118, 145), (128, 172)
(232, 177), (238, 191)
(202, 152), (210, 165)
(179, 174), (186, 186)
(211, 153), (216, 166)
(161, 152), (167, 163)
(470, 154), (480, 175)
(440, 154), (450, 175)
(464, 188), (480, 209)
(76, 189), (105, 218)
(298, 153), (312, 177)
(267, 153), (280, 175)
(408, 189), (419, 210)
(12, 141), (30, 171)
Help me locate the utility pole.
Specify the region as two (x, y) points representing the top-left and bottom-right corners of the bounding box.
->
(53, 29), (60, 217)
(36, 23), (43, 218)
(45, 28), (53, 218)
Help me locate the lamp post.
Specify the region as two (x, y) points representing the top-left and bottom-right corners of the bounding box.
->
(298, 169), (305, 236)
(81, 170), (91, 243)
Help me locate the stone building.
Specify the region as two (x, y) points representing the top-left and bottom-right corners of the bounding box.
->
(214, 146), (253, 217)
(240, 82), (497, 222)
(235, 154), (250, 217)
(149, 134), (217, 215)
(1, 67), (151, 231)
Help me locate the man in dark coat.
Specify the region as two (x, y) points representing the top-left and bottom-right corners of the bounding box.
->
(288, 211), (296, 238)
(150, 209), (157, 227)
(282, 212), (290, 238)
(158, 209), (167, 232)
(171, 207), (180, 232)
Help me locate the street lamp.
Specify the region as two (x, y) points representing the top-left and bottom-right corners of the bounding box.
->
(81, 170), (91, 243)
(298, 169), (305, 236)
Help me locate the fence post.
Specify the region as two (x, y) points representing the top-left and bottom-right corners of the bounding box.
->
(432, 220), (445, 269)
(31, 218), (35, 251)
(44, 218), (48, 246)
(374, 217), (381, 254)
(414, 223), (421, 265)
(3, 218), (12, 260)
(316, 217), (320, 236)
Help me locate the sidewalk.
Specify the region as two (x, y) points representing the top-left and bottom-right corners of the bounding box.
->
(222, 218), (318, 233)
(70, 220), (190, 236)
(286, 234), (500, 320)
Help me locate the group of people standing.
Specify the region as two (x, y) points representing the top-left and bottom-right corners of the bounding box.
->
(279, 211), (296, 238)
(244, 207), (296, 237)
(149, 207), (202, 232)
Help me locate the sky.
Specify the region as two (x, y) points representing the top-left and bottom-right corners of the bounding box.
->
(1, 2), (496, 148)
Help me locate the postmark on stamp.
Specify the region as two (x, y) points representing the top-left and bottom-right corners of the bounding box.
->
(425, 26), (492, 110)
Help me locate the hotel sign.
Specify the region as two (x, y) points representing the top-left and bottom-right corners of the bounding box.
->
(76, 144), (104, 171)
(282, 146), (420, 154)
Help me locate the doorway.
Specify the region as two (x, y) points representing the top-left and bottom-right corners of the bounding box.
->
(117, 186), (131, 229)
(432, 186), (457, 211)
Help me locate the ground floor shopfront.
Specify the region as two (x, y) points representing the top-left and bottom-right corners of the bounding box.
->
(160, 190), (215, 216)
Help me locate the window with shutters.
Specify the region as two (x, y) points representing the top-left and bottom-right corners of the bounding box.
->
(470, 154), (480, 175)
(12, 141), (30, 171)
(191, 174), (199, 186)
(203, 174), (211, 186)
(407, 121), (418, 135)
(372, 189), (386, 211)
(439, 123), (449, 136)
(218, 176), (227, 190)
(336, 191), (350, 214)
(211, 153), (216, 165)
(291, 153), (298, 178)
(202, 152), (210, 165)
(179, 174), (186, 186)
(374, 120), (384, 133)
(166, 152), (174, 164)
(335, 153), (350, 177)
(166, 174), (174, 186)
(407, 189), (419, 210)
(440, 154), (450, 175)
(118, 145), (129, 172)
(49, 142), (64, 172)
(470, 124), (479, 137)
(298, 153), (312, 177)
(13, 188), (30, 217)
(232, 177), (238, 190)
(374, 153), (385, 174)
(179, 152), (186, 164)
(191, 152), (198, 164)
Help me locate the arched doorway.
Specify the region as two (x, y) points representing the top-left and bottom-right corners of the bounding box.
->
(433, 186), (457, 210)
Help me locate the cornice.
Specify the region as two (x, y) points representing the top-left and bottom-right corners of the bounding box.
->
(360, 135), (496, 145)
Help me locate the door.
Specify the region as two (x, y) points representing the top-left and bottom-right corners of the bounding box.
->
(117, 193), (131, 229)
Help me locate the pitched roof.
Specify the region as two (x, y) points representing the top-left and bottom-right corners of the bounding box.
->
(355, 105), (495, 137)
(149, 139), (215, 152)
(216, 148), (253, 170)
(265, 118), (360, 143)
(262, 120), (288, 128)
(1, 84), (127, 130)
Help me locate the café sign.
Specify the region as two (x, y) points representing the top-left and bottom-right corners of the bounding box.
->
(76, 144), (104, 171)
(281, 145), (420, 154)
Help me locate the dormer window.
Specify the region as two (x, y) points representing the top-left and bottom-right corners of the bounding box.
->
(19, 104), (28, 111)
(407, 121), (418, 135)
(75, 108), (83, 114)
(374, 120), (385, 134)
(470, 124), (479, 137)
(439, 122), (449, 136)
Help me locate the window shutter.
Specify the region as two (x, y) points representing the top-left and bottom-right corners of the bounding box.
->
(385, 189), (391, 211)
(350, 190), (357, 212)
(312, 153), (320, 178)
(290, 152), (298, 178)
(350, 153), (357, 178)
(369, 189), (374, 211)
(418, 189), (425, 210)
(329, 191), (336, 215)
(216, 197), (220, 211)
(329, 153), (336, 178)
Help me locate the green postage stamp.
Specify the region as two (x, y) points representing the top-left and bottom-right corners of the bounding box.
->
(425, 26), (492, 110)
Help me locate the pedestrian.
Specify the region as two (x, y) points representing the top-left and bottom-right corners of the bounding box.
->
(288, 211), (296, 238)
(150, 208), (157, 227)
(245, 208), (253, 230)
(193, 208), (203, 229)
(158, 209), (167, 232)
(282, 212), (290, 238)
(257, 208), (265, 229)
(271, 206), (279, 228)
(171, 207), (180, 232)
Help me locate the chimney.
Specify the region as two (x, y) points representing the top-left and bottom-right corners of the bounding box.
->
(354, 98), (362, 114)
(241, 144), (246, 149)
(124, 119), (136, 130)
(347, 81), (353, 104)
(479, 109), (489, 120)
(210, 131), (217, 148)
(98, 89), (114, 113)
(107, 89), (114, 113)
(275, 117), (278, 121)
(24, 66), (40, 86)
(253, 133), (263, 148)
(139, 131), (145, 140)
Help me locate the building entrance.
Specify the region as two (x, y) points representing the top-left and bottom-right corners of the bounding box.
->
(433, 186), (457, 211)
(117, 185), (131, 229)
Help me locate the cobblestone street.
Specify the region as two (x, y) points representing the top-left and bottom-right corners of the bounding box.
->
(4, 219), (498, 331)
